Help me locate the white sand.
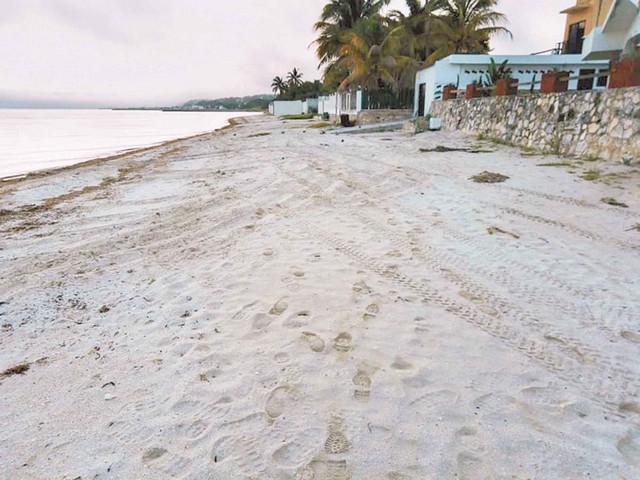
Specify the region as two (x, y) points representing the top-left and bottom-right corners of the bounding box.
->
(1, 115), (639, 479)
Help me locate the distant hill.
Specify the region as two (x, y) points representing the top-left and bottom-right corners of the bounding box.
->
(173, 94), (274, 111)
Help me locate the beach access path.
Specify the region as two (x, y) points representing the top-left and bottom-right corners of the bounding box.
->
(1, 114), (639, 479)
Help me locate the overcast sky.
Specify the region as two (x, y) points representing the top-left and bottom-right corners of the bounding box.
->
(0, 0), (568, 107)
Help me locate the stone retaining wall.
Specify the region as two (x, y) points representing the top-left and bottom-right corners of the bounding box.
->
(356, 109), (412, 125)
(430, 87), (640, 162)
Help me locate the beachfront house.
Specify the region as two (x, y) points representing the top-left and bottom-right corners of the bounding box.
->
(413, 0), (635, 117)
(413, 54), (610, 117)
(579, 0), (640, 60)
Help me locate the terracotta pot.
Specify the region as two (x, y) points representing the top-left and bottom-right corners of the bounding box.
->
(609, 58), (640, 89)
(443, 85), (457, 101)
(495, 78), (519, 96)
(541, 72), (568, 93)
(465, 83), (479, 99)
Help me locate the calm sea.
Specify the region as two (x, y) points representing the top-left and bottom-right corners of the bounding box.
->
(0, 109), (260, 178)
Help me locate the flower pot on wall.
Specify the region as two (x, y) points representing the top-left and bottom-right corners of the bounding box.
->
(495, 78), (519, 96)
(609, 58), (640, 88)
(443, 85), (457, 101)
(466, 83), (479, 99)
(541, 72), (569, 93)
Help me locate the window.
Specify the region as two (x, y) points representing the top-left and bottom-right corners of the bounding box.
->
(597, 69), (609, 87)
(578, 69), (594, 90)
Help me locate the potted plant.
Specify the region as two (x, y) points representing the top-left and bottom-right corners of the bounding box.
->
(483, 58), (517, 96)
(465, 81), (479, 99)
(541, 69), (569, 93)
(442, 83), (458, 100)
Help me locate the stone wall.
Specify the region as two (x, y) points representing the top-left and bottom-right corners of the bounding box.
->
(430, 87), (640, 162)
(356, 109), (412, 125)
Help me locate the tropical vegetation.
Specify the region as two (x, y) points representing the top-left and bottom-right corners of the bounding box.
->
(271, 68), (328, 100)
(312, 0), (512, 92)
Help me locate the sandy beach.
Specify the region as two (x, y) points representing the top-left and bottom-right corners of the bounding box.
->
(1, 114), (639, 479)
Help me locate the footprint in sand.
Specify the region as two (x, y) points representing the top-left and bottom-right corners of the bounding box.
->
(325, 429), (350, 454)
(306, 417), (351, 479)
(621, 330), (640, 344)
(456, 451), (484, 478)
(142, 447), (168, 463)
(142, 446), (192, 476)
(265, 386), (290, 419)
(177, 419), (210, 440)
(363, 303), (379, 320)
(477, 304), (499, 317)
(390, 357), (414, 371)
(352, 370), (372, 401)
(352, 281), (372, 295)
(617, 429), (640, 465)
(284, 311), (311, 329)
(302, 332), (325, 353)
(333, 332), (352, 352)
(252, 313), (275, 330)
(290, 267), (306, 278)
(269, 299), (289, 316)
(274, 352), (289, 364)
(458, 290), (483, 303)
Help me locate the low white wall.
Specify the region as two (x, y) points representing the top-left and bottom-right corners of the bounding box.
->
(270, 100), (304, 117)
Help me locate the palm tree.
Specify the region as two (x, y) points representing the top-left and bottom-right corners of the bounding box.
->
(313, 0), (392, 68)
(271, 76), (287, 96)
(287, 68), (303, 87)
(388, 0), (445, 62)
(427, 0), (512, 62)
(333, 18), (416, 91)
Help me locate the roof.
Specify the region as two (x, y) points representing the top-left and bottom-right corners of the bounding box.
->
(436, 54), (607, 66)
(560, 2), (593, 15)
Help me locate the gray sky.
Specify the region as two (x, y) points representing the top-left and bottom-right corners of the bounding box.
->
(0, 0), (568, 107)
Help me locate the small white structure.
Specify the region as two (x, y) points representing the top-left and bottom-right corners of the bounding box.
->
(269, 100), (304, 117)
(269, 98), (321, 116)
(414, 54), (610, 117)
(318, 91), (362, 118)
(582, 0), (640, 60)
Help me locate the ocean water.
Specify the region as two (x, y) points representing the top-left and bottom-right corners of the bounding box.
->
(0, 109), (261, 178)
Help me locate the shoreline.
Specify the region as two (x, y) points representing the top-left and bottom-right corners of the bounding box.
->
(0, 114), (258, 184)
(1, 115), (639, 478)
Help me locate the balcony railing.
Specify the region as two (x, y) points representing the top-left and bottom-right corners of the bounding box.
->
(531, 40), (583, 56)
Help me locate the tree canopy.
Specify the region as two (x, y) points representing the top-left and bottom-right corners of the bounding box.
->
(269, 0), (511, 97)
(312, 0), (511, 91)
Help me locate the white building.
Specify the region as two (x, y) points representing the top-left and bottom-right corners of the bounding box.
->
(317, 91), (362, 118)
(268, 100), (304, 117)
(414, 54), (610, 117)
(268, 98), (321, 117)
(582, 0), (640, 60)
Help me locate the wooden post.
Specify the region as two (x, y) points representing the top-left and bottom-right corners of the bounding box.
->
(609, 59), (640, 89)
(541, 72), (568, 93)
(495, 78), (519, 96)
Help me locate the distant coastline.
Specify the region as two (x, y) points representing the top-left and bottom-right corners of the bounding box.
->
(111, 108), (265, 113)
